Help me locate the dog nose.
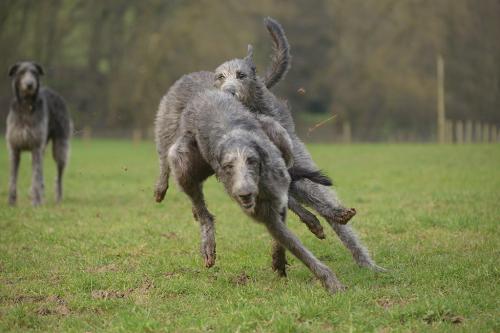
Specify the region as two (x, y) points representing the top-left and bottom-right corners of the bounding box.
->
(26, 82), (34, 89)
(238, 193), (252, 202)
(226, 87), (236, 96)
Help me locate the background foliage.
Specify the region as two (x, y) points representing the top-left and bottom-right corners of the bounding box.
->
(1, 0), (499, 141)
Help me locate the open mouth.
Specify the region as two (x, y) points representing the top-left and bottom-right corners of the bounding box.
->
(240, 199), (255, 210)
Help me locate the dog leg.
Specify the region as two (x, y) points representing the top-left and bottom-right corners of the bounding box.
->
(288, 195), (325, 239)
(290, 180), (385, 272)
(52, 139), (68, 203)
(8, 148), (20, 206)
(154, 154), (170, 203)
(271, 207), (288, 276)
(168, 136), (216, 268)
(265, 210), (345, 294)
(31, 147), (45, 206)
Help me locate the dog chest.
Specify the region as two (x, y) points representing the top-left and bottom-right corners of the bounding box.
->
(6, 109), (48, 150)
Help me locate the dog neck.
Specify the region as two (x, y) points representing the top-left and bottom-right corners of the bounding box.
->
(13, 84), (39, 112)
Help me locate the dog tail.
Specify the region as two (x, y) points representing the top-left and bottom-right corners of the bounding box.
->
(263, 17), (291, 89)
(288, 166), (333, 186)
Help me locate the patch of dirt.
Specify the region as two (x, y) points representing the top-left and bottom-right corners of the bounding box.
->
(91, 279), (154, 301)
(163, 268), (200, 279)
(91, 290), (129, 300)
(160, 232), (178, 239)
(423, 309), (464, 325)
(35, 295), (70, 316)
(231, 272), (250, 286)
(376, 297), (409, 310)
(86, 263), (119, 273)
(14, 295), (46, 303)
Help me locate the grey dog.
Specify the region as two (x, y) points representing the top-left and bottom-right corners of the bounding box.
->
(6, 61), (72, 206)
(155, 18), (337, 239)
(168, 90), (346, 293)
(155, 18), (384, 272)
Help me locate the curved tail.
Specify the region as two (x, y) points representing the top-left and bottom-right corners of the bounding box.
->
(263, 17), (291, 89)
(288, 166), (333, 186)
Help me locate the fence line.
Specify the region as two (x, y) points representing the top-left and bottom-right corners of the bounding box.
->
(69, 121), (499, 144)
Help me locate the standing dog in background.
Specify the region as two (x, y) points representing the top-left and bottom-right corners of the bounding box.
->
(6, 61), (72, 206)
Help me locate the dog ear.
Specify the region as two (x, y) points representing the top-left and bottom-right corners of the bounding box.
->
(244, 45), (257, 75)
(8, 63), (20, 77)
(33, 62), (44, 76)
(245, 44), (254, 60)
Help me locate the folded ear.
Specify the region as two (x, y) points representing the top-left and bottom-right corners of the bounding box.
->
(245, 44), (254, 61)
(257, 115), (294, 168)
(33, 62), (44, 76)
(8, 63), (20, 77)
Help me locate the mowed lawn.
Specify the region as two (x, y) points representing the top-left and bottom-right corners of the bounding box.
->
(0, 140), (499, 332)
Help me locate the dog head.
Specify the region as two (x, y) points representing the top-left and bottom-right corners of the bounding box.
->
(213, 45), (259, 106)
(216, 133), (264, 213)
(8, 61), (44, 101)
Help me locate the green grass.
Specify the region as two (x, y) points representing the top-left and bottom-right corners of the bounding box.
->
(0, 140), (499, 332)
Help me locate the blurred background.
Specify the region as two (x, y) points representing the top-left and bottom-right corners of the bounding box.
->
(1, 0), (499, 142)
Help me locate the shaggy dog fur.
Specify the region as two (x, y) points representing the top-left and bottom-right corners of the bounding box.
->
(6, 61), (72, 206)
(168, 90), (346, 293)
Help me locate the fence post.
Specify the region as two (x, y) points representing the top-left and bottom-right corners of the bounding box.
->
(465, 120), (473, 143)
(482, 123), (490, 143)
(82, 126), (92, 142)
(342, 121), (352, 144)
(492, 125), (498, 143)
(455, 120), (464, 144)
(132, 129), (142, 144)
(446, 120), (453, 143)
(437, 54), (446, 143)
(474, 121), (482, 143)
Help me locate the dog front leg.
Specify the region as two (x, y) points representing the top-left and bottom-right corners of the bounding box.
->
(31, 148), (44, 206)
(265, 211), (345, 294)
(8, 148), (21, 206)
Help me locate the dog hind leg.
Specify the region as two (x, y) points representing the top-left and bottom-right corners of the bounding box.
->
(52, 139), (69, 203)
(290, 180), (386, 272)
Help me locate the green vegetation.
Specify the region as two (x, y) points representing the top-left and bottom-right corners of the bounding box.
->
(1, 140), (499, 332)
(2, 1), (500, 140)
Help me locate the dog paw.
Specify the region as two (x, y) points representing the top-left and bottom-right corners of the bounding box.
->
(202, 245), (216, 268)
(154, 187), (167, 203)
(332, 207), (356, 225)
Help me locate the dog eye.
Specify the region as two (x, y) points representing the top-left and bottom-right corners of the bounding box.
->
(247, 158), (257, 166)
(216, 74), (225, 81)
(223, 164), (233, 172)
(236, 71), (246, 79)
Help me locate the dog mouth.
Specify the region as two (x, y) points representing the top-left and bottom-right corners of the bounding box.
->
(238, 197), (255, 211)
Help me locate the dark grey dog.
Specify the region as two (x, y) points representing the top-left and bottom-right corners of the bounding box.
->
(6, 61), (72, 206)
(168, 90), (346, 293)
(154, 18), (384, 271)
(155, 18), (334, 239)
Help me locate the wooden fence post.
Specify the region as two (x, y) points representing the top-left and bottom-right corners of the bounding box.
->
(474, 122), (482, 143)
(455, 121), (464, 144)
(465, 120), (473, 143)
(482, 123), (490, 143)
(491, 125), (498, 143)
(446, 120), (453, 143)
(132, 129), (142, 144)
(437, 54), (446, 143)
(342, 121), (352, 144)
(82, 126), (92, 142)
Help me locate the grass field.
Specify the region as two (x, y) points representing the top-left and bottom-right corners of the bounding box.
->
(0, 140), (499, 332)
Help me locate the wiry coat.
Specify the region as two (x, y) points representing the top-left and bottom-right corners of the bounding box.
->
(155, 18), (384, 272)
(6, 61), (72, 206)
(168, 90), (345, 293)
